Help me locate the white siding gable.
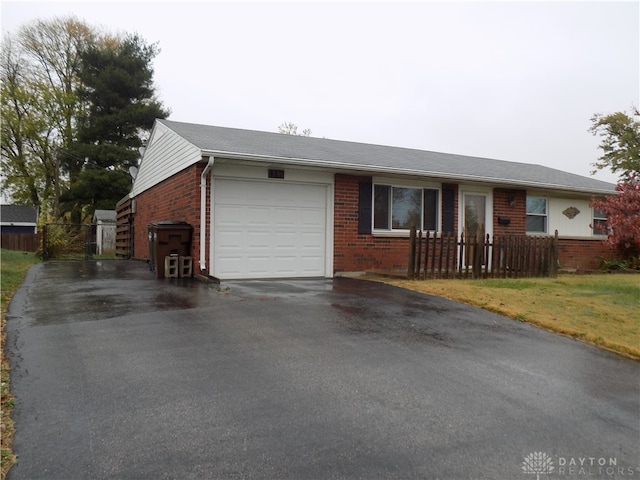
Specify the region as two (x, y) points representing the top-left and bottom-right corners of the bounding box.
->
(131, 121), (202, 197)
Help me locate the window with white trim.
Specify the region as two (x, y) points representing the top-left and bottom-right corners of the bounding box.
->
(593, 208), (607, 236)
(526, 196), (547, 233)
(373, 185), (439, 232)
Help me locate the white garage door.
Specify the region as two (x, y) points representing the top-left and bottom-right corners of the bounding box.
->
(213, 178), (327, 279)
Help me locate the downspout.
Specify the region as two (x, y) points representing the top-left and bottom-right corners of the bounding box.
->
(200, 156), (214, 272)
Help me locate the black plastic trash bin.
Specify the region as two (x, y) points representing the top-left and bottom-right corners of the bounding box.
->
(147, 221), (193, 278)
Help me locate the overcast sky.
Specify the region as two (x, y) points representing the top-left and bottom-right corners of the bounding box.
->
(2, 1), (638, 185)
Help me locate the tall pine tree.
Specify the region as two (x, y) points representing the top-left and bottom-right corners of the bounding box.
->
(62, 34), (169, 220)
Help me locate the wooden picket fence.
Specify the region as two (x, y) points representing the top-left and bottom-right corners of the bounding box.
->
(408, 228), (559, 279)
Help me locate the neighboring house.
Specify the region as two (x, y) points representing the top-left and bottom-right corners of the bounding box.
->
(92, 209), (117, 255)
(0, 204), (39, 234)
(119, 119), (617, 280)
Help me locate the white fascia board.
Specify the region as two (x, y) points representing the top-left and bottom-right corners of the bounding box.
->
(201, 149), (616, 197)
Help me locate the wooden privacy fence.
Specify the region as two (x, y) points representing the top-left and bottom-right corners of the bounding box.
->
(408, 228), (559, 279)
(115, 197), (133, 259)
(1, 233), (41, 252)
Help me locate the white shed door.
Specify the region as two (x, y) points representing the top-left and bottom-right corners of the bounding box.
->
(213, 179), (327, 279)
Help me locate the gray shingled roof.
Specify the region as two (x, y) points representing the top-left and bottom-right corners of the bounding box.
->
(159, 119), (616, 194)
(93, 210), (116, 222)
(0, 205), (38, 224)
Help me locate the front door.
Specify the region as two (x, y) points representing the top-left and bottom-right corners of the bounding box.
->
(463, 194), (487, 267)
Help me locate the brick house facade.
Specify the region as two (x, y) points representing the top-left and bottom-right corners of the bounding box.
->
(120, 119), (618, 279)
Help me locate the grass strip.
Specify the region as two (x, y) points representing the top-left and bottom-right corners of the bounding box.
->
(1, 249), (40, 480)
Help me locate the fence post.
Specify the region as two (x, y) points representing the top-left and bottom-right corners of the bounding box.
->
(551, 230), (559, 277)
(423, 231), (431, 278)
(431, 232), (437, 278)
(483, 234), (490, 279)
(408, 225), (416, 279)
(472, 235), (480, 279)
(457, 233), (464, 278)
(416, 229), (422, 279)
(444, 233), (452, 279)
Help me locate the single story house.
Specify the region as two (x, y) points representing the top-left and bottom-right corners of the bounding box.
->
(0, 204), (39, 234)
(92, 209), (117, 255)
(119, 119), (616, 280)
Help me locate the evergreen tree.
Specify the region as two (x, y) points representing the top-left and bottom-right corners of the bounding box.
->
(61, 34), (169, 220)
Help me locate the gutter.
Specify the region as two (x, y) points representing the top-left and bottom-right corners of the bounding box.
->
(199, 156), (214, 272)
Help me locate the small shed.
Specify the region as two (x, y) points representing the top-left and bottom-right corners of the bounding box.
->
(92, 209), (117, 255)
(0, 205), (38, 234)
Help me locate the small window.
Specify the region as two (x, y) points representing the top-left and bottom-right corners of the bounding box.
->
(593, 208), (607, 235)
(526, 197), (547, 233)
(373, 185), (439, 232)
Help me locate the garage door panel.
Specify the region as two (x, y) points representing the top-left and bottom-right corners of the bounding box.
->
(273, 256), (297, 273)
(301, 209), (326, 226)
(301, 232), (324, 247)
(216, 230), (244, 249)
(273, 210), (297, 227)
(274, 231), (298, 248)
(246, 207), (271, 226)
(216, 256), (245, 277)
(300, 256), (324, 274)
(246, 256), (271, 275)
(216, 205), (244, 225)
(246, 182), (281, 205)
(214, 179), (327, 279)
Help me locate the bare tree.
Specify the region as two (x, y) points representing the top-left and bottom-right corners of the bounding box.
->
(278, 121), (311, 137)
(1, 16), (99, 215)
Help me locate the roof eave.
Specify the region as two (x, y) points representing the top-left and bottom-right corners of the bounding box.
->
(200, 149), (616, 196)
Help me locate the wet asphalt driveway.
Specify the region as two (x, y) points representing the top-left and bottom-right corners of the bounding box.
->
(6, 260), (639, 480)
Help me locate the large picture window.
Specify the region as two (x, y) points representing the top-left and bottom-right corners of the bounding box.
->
(373, 185), (439, 231)
(526, 197), (547, 233)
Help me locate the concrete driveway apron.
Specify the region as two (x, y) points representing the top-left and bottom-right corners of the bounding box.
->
(6, 261), (639, 480)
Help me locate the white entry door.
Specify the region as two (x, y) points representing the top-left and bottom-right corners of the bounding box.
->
(213, 178), (327, 279)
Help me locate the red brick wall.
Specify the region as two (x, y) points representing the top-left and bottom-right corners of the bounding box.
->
(493, 188), (526, 236)
(333, 174), (410, 272)
(557, 237), (616, 271)
(333, 176), (462, 273)
(131, 164), (205, 264)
